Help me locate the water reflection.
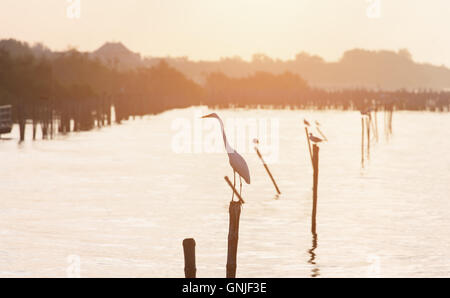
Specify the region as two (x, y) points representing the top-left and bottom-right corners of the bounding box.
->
(308, 232), (320, 278)
(309, 185), (319, 277)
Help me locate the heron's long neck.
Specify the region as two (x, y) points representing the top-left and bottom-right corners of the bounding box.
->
(216, 117), (234, 153)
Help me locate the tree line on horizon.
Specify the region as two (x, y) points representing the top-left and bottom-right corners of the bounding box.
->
(0, 38), (449, 139)
(0, 40), (203, 137)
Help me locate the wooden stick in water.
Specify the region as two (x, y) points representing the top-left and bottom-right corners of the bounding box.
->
(361, 117), (365, 167)
(183, 238), (196, 278)
(224, 176), (245, 204)
(226, 200), (242, 278)
(18, 101), (26, 142)
(311, 144), (320, 234)
(374, 110), (379, 142)
(369, 113), (374, 137)
(255, 147), (281, 195)
(366, 116), (370, 159)
(389, 109), (393, 134)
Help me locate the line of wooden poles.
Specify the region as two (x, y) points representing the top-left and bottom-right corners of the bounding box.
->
(10, 94), (147, 142)
(361, 107), (394, 167)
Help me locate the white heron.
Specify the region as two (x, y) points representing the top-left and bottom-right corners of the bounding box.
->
(201, 113), (251, 201)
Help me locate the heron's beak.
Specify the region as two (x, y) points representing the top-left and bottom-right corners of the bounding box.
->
(201, 114), (213, 119)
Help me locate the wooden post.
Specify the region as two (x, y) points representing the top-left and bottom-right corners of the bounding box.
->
(18, 102), (26, 142)
(361, 117), (365, 167)
(311, 145), (319, 234)
(389, 109), (393, 134)
(374, 110), (379, 142)
(32, 119), (37, 140)
(255, 147), (281, 195)
(107, 101), (112, 126)
(305, 127), (313, 168)
(19, 119), (25, 142)
(226, 201), (242, 278)
(183, 238), (196, 278)
(32, 104), (37, 140)
(366, 116), (370, 159)
(50, 101), (54, 139)
(224, 176), (245, 204)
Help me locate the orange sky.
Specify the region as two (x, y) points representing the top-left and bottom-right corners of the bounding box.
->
(1, 0), (449, 66)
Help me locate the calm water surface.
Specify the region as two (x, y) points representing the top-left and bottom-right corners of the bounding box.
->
(0, 108), (449, 277)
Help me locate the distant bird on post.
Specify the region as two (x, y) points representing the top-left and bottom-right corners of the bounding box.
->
(314, 120), (328, 142)
(304, 119), (311, 126)
(360, 107), (373, 116)
(309, 133), (323, 144)
(202, 113), (250, 202)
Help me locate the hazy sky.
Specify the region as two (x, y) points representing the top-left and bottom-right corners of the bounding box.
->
(1, 0), (450, 65)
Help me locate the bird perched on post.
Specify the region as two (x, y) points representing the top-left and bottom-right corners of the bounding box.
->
(360, 107), (373, 116)
(304, 119), (311, 126)
(309, 133), (323, 144)
(201, 113), (250, 202)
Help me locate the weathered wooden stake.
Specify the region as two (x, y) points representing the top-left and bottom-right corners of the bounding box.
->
(361, 117), (365, 167)
(50, 104), (54, 140)
(32, 119), (37, 140)
(226, 201), (242, 278)
(366, 116), (370, 159)
(18, 102), (26, 142)
(389, 109), (393, 134)
(183, 238), (196, 278)
(374, 110), (379, 142)
(255, 147), (281, 195)
(305, 127), (314, 168)
(311, 145), (319, 234)
(107, 103), (112, 126)
(224, 176), (245, 204)
(31, 104), (37, 140)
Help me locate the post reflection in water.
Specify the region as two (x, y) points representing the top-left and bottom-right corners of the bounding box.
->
(308, 232), (320, 278)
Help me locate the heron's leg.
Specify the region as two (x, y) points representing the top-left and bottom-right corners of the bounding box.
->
(239, 176), (242, 197)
